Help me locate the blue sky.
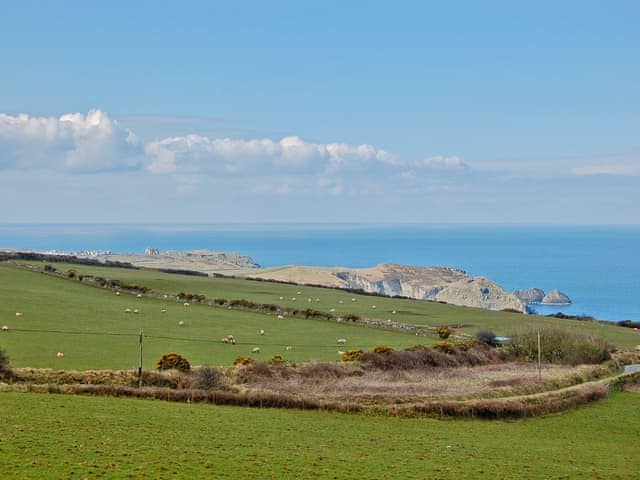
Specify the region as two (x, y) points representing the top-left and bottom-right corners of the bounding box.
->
(1, 0), (638, 223)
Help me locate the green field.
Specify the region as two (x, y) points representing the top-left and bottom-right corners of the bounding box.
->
(0, 391), (638, 479)
(0, 264), (436, 370)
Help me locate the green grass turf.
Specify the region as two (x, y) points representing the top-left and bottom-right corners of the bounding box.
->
(0, 264), (433, 369)
(0, 391), (638, 479)
(14, 260), (640, 349)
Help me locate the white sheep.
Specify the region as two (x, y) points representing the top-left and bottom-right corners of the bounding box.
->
(163, 294), (168, 299)
(330, 308), (336, 313)
(279, 296), (284, 300)
(315, 298), (320, 302)
(133, 309), (140, 314)
(308, 298), (312, 302)
(136, 293), (142, 298)
(15, 312), (23, 317)
(338, 350), (345, 355)
(115, 291), (120, 296)
(252, 347), (261, 353)
(160, 308), (167, 313)
(277, 314), (284, 320)
(56, 351), (64, 358)
(285, 346), (293, 351)
(339, 300), (343, 304)
(351, 298), (356, 302)
(260, 329), (265, 336)
(1, 325), (9, 331)
(124, 308), (132, 313)
(291, 297), (296, 301)
(337, 338), (347, 345)
(183, 302), (190, 307)
(392, 310), (397, 314)
(372, 305), (377, 309)
(296, 291), (302, 295)
(178, 321), (185, 326)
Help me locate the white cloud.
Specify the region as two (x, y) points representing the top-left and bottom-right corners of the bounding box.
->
(412, 155), (470, 171)
(0, 109), (143, 172)
(145, 134), (398, 177)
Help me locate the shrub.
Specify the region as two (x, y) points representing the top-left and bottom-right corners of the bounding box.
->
(437, 326), (451, 339)
(372, 345), (394, 354)
(190, 366), (225, 390)
(404, 344), (429, 351)
(43, 264), (56, 272)
(156, 352), (191, 372)
(233, 356), (254, 366)
(432, 341), (456, 354)
(507, 327), (614, 365)
(66, 269), (77, 279)
(476, 330), (498, 347)
(341, 349), (364, 362)
(269, 354), (285, 364)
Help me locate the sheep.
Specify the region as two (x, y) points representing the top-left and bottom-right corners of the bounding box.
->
(279, 296), (284, 300)
(372, 305), (377, 309)
(339, 300), (343, 304)
(291, 297), (296, 301)
(330, 308), (336, 313)
(315, 298), (320, 302)
(1, 325), (8, 332)
(15, 312), (23, 317)
(392, 310), (397, 314)
(56, 351), (64, 358)
(115, 291), (120, 296)
(252, 347), (261, 353)
(277, 315), (284, 320)
(183, 302), (190, 307)
(160, 308), (167, 313)
(124, 308), (132, 313)
(337, 338), (347, 345)
(260, 329), (265, 336)
(136, 293), (143, 298)
(351, 298), (356, 302)
(338, 350), (345, 356)
(308, 298), (312, 302)
(133, 309), (140, 314)
(163, 294), (168, 299)
(178, 321), (185, 326)
(285, 346), (293, 351)
(296, 291), (302, 295)
(221, 334), (236, 344)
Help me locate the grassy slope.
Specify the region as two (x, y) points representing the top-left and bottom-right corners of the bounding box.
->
(0, 264), (432, 369)
(17, 260), (640, 349)
(0, 391), (638, 479)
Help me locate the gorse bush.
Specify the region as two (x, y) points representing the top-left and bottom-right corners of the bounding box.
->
(341, 349), (364, 362)
(0, 347), (9, 373)
(269, 354), (285, 364)
(437, 326), (451, 339)
(233, 356), (254, 366)
(507, 327), (614, 365)
(371, 345), (394, 354)
(156, 352), (191, 372)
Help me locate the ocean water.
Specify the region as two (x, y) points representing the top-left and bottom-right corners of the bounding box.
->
(1, 223), (638, 322)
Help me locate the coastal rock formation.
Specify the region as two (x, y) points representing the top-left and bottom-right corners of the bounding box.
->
(99, 249), (260, 273)
(246, 263), (527, 312)
(514, 288), (546, 305)
(541, 289), (572, 305)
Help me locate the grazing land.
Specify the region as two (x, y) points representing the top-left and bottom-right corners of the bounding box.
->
(0, 392), (639, 479)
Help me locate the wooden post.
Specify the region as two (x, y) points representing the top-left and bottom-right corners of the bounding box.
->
(138, 331), (144, 388)
(537, 330), (542, 381)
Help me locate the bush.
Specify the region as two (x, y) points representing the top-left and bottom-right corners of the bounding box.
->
(341, 349), (364, 362)
(404, 344), (429, 351)
(372, 345), (394, 354)
(476, 330), (498, 347)
(432, 341), (456, 354)
(233, 356), (254, 366)
(270, 354), (285, 364)
(507, 327), (614, 365)
(437, 326), (451, 339)
(190, 366), (225, 390)
(156, 352), (191, 372)
(66, 269), (77, 279)
(43, 264), (56, 272)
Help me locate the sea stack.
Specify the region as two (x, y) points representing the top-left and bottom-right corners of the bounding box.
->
(541, 289), (572, 305)
(513, 288), (546, 305)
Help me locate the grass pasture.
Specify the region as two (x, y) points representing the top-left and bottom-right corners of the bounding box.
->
(9, 260), (640, 349)
(0, 264), (433, 370)
(0, 391), (638, 479)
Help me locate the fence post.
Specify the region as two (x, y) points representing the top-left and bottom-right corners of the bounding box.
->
(138, 331), (144, 388)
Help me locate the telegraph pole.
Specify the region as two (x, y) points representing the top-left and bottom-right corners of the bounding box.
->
(138, 331), (144, 388)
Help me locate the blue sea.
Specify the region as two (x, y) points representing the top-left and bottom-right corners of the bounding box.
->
(1, 223), (638, 322)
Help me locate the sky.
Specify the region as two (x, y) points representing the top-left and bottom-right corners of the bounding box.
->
(0, 0), (638, 224)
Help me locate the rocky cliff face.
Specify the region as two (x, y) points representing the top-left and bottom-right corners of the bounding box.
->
(249, 263), (527, 312)
(541, 289), (572, 305)
(514, 288), (546, 305)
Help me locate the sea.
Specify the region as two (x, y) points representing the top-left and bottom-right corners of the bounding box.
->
(1, 223), (638, 323)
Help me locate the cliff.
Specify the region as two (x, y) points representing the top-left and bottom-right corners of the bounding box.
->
(246, 263), (527, 312)
(541, 289), (572, 305)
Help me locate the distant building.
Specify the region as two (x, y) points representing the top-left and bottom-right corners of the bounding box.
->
(145, 247), (160, 256)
